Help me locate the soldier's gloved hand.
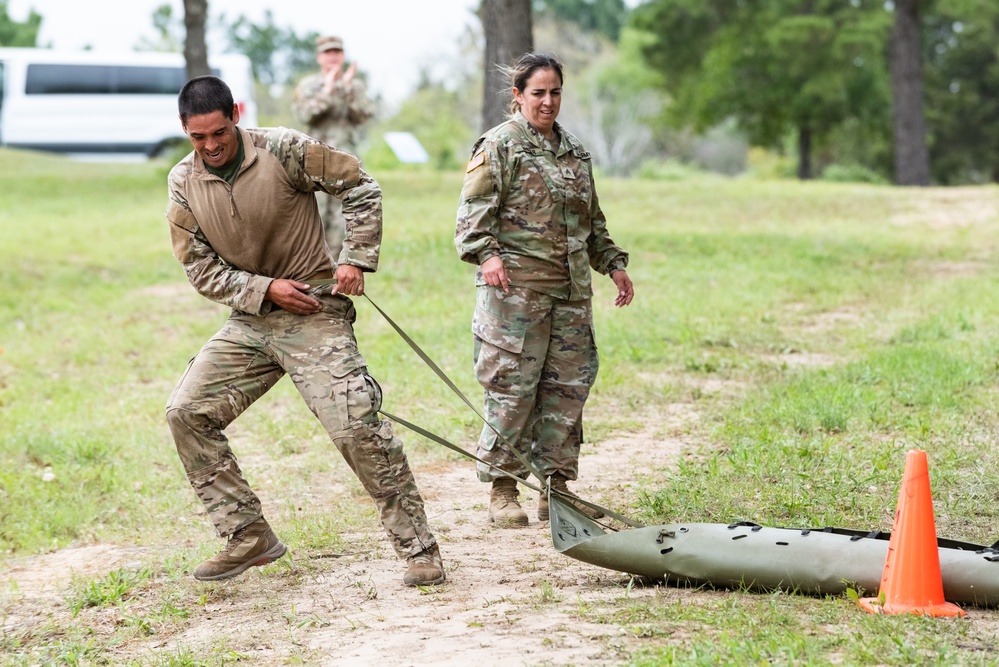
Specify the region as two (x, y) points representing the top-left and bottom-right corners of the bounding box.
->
(332, 264), (365, 296)
(266, 279), (322, 315)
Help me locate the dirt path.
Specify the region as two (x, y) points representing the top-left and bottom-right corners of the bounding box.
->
(0, 405), (695, 666)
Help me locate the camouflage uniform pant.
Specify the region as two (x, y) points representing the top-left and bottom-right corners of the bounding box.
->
(472, 285), (598, 483)
(165, 293), (435, 559)
(317, 191), (346, 261)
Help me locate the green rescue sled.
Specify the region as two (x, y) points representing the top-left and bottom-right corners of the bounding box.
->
(548, 491), (999, 607)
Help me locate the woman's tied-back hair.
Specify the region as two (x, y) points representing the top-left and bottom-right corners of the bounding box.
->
(503, 53), (565, 115)
(178, 75), (234, 125)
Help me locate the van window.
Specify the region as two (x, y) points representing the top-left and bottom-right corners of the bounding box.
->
(27, 64), (113, 94)
(25, 64), (203, 95)
(117, 66), (188, 94)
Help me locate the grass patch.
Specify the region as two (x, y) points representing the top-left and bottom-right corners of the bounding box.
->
(68, 567), (153, 616)
(4, 149), (999, 663)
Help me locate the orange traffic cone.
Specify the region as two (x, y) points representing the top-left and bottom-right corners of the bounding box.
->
(859, 449), (964, 616)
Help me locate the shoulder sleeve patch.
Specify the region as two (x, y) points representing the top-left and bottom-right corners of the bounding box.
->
(166, 201), (196, 231)
(304, 142), (325, 177)
(305, 142), (361, 187)
(461, 151), (493, 199)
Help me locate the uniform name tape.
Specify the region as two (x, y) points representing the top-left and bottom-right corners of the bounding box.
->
(466, 152), (485, 173)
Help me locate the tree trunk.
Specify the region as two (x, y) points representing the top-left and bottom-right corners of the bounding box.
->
(479, 0), (533, 133)
(890, 0), (931, 186)
(183, 0), (211, 81)
(797, 125), (812, 180)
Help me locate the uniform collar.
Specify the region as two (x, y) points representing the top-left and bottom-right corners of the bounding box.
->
(512, 111), (570, 156)
(191, 125), (259, 179)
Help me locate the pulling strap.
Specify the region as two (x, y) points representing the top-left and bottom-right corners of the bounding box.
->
(363, 294), (644, 529)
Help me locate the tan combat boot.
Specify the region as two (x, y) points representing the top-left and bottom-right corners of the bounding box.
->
(538, 474), (605, 522)
(192, 518), (287, 581)
(403, 543), (446, 586)
(489, 476), (529, 527)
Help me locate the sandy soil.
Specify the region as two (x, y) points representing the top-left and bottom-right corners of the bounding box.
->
(0, 405), (699, 666)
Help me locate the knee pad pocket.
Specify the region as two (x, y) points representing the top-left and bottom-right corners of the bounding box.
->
(336, 372), (383, 426)
(336, 420), (401, 500)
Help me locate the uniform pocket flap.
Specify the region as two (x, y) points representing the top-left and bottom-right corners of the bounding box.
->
(472, 306), (526, 355)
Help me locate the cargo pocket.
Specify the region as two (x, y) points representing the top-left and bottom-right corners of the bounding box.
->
(472, 302), (529, 395)
(472, 303), (526, 354)
(341, 372), (383, 425)
(293, 349), (365, 431)
(333, 373), (377, 426)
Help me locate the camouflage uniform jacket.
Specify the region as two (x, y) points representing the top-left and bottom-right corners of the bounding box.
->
(455, 111), (628, 301)
(165, 126), (382, 315)
(292, 73), (374, 154)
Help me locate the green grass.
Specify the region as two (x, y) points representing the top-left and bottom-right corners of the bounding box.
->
(67, 567), (153, 616)
(3, 148), (999, 664)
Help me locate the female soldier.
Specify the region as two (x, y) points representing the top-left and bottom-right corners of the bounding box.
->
(455, 53), (634, 526)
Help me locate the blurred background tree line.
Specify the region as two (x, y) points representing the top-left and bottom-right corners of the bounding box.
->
(1, 0), (998, 185)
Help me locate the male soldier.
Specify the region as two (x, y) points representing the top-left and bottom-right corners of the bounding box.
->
(292, 35), (374, 260)
(164, 75), (444, 586)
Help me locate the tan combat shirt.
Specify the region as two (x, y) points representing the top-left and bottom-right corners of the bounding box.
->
(165, 126), (383, 315)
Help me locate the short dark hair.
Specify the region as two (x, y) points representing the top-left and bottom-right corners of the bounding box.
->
(178, 76), (234, 125)
(506, 53), (565, 115)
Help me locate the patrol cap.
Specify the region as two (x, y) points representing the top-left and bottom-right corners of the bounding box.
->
(316, 35), (344, 53)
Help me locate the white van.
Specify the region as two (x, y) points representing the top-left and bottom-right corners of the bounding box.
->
(0, 48), (257, 157)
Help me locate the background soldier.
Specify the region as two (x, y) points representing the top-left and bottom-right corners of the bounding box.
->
(165, 75), (443, 586)
(292, 35), (374, 260)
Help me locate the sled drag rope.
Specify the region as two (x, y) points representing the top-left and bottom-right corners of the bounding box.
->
(363, 294), (643, 530)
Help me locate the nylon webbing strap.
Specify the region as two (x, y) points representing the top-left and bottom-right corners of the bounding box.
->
(363, 294), (643, 529)
(381, 408), (644, 528)
(379, 409), (542, 494)
(362, 294), (543, 483)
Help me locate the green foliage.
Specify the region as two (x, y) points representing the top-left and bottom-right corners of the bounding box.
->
(558, 28), (670, 175)
(745, 147), (798, 180)
(224, 9), (318, 86)
(134, 3), (182, 52)
(820, 162), (889, 184)
(632, 0), (894, 178)
(922, 0), (999, 184)
(533, 0), (629, 41)
(0, 0), (41, 46)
